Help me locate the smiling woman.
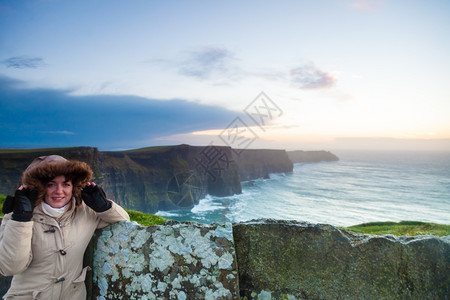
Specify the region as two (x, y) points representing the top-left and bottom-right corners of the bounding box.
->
(43, 175), (73, 209)
(0, 155), (129, 300)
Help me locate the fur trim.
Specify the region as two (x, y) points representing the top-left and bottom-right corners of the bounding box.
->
(22, 155), (93, 207)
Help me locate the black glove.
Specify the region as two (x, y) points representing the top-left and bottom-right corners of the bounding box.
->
(9, 188), (38, 222)
(2, 195), (15, 215)
(81, 185), (112, 212)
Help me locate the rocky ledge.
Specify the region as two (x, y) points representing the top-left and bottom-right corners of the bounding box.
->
(233, 219), (449, 299)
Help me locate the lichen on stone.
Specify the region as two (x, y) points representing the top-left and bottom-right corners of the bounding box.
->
(92, 221), (239, 299)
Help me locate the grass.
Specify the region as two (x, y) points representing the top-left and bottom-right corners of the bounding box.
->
(343, 221), (450, 237)
(0, 194), (5, 217)
(124, 209), (167, 226)
(0, 193), (167, 226)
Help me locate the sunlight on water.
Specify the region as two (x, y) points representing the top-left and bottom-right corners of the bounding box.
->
(158, 151), (450, 227)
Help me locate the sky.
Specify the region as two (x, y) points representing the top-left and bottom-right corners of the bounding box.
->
(1, 0), (449, 151)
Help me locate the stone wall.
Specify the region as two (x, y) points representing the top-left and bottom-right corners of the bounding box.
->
(233, 220), (449, 299)
(1, 219), (449, 299)
(85, 221), (239, 299)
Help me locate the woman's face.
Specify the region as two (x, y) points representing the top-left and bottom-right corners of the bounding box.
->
(44, 175), (73, 208)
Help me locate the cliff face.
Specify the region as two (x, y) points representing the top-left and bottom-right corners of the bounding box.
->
(287, 150), (339, 163)
(233, 149), (293, 181)
(99, 145), (241, 212)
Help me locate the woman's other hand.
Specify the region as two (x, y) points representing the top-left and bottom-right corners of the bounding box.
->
(6, 185), (38, 222)
(81, 182), (112, 212)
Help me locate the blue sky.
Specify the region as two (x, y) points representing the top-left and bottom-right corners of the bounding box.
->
(1, 0), (449, 151)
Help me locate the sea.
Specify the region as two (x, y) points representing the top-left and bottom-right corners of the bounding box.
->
(156, 150), (450, 227)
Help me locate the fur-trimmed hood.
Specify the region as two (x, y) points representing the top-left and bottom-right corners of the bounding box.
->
(22, 155), (93, 207)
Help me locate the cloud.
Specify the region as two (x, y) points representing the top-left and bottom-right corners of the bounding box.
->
(334, 137), (450, 151)
(0, 76), (244, 150)
(348, 0), (385, 12)
(290, 63), (337, 89)
(41, 130), (76, 135)
(2, 56), (45, 69)
(179, 47), (238, 81)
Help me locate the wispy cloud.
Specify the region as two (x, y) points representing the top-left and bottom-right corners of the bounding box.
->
(2, 56), (46, 69)
(179, 47), (238, 81)
(41, 130), (76, 135)
(348, 0), (385, 12)
(290, 63), (337, 89)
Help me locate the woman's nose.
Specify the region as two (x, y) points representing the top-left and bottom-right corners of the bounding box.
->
(55, 185), (63, 193)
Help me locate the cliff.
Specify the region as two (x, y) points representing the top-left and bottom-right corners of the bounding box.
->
(233, 149), (293, 181)
(100, 144), (243, 211)
(1, 145), (296, 213)
(3, 219), (447, 299)
(287, 150), (339, 163)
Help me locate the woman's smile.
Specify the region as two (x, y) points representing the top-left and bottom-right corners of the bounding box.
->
(44, 175), (73, 208)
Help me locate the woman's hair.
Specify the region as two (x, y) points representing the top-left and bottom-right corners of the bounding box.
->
(22, 155), (93, 207)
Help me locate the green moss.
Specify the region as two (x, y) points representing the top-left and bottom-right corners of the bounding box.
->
(343, 221), (450, 237)
(125, 209), (168, 226)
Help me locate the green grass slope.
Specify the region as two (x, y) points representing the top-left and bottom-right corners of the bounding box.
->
(343, 221), (450, 237)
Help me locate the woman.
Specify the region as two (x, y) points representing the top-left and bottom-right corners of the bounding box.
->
(0, 155), (130, 299)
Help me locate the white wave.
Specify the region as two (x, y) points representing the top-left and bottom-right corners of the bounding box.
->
(191, 195), (225, 213)
(155, 211), (180, 217)
(268, 172), (288, 180)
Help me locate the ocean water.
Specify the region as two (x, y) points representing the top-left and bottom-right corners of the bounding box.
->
(156, 150), (450, 227)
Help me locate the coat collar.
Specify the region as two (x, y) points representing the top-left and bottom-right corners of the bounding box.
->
(33, 197), (78, 226)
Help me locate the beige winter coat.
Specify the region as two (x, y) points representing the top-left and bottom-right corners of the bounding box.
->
(0, 198), (129, 299)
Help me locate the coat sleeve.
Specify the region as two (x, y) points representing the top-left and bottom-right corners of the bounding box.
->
(95, 201), (130, 229)
(0, 214), (33, 276)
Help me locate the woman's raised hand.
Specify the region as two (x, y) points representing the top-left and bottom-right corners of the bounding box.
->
(81, 182), (112, 212)
(4, 185), (38, 222)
